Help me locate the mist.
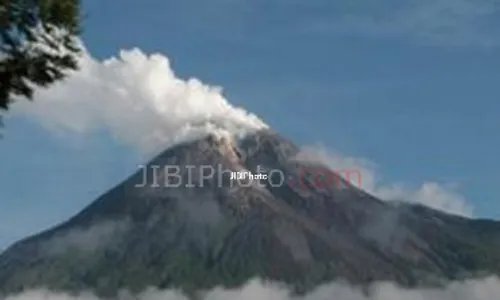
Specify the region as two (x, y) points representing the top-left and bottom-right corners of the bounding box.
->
(4, 276), (500, 300)
(41, 220), (131, 255)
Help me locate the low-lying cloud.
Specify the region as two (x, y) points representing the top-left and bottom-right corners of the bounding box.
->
(295, 146), (474, 217)
(5, 277), (500, 300)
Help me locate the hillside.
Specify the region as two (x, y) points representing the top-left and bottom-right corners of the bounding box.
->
(1, 130), (500, 297)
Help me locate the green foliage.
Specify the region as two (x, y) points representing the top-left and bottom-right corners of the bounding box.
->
(0, 0), (82, 112)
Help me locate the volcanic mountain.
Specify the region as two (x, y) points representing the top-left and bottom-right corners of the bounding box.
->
(1, 130), (500, 297)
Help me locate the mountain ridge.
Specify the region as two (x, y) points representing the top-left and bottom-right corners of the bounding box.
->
(1, 130), (500, 297)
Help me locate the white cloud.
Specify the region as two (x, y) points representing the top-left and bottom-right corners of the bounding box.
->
(376, 182), (474, 217)
(168, 0), (500, 48)
(302, 0), (500, 47)
(5, 277), (500, 300)
(295, 146), (474, 217)
(294, 145), (378, 192)
(11, 46), (268, 155)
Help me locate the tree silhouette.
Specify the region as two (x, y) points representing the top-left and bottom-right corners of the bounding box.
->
(0, 0), (82, 115)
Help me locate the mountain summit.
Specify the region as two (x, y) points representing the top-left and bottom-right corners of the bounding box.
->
(1, 130), (500, 297)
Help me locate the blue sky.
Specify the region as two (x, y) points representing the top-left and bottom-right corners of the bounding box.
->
(1, 0), (500, 249)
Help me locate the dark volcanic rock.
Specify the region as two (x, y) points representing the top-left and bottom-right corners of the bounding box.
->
(1, 130), (500, 297)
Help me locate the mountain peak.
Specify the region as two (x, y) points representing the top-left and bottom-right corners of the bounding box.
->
(1, 131), (500, 297)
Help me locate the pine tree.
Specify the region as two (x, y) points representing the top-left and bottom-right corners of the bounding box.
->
(0, 0), (82, 113)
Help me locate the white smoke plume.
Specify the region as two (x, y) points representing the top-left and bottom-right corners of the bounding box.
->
(11, 46), (268, 154)
(4, 277), (500, 300)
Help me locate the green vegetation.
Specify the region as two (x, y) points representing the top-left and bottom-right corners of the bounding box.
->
(0, 0), (82, 113)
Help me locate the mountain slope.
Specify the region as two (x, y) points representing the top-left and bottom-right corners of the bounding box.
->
(1, 130), (500, 297)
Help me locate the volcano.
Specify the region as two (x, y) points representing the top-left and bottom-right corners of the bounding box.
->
(1, 130), (500, 297)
